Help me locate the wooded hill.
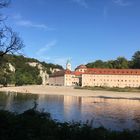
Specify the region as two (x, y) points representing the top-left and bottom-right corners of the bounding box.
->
(0, 54), (63, 86)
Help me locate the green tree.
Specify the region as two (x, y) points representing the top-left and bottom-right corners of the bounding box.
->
(86, 60), (108, 68)
(106, 60), (114, 68)
(114, 57), (129, 69)
(132, 51), (140, 68)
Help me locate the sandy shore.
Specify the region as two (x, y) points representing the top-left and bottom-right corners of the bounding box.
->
(0, 85), (140, 99)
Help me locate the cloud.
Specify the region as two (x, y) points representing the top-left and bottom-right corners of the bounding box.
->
(36, 40), (70, 67)
(72, 0), (88, 8)
(37, 40), (57, 56)
(11, 13), (53, 30)
(16, 20), (49, 30)
(112, 0), (132, 6)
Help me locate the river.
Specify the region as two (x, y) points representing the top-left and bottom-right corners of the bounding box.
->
(0, 92), (140, 131)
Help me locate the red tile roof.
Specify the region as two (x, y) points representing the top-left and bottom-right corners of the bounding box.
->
(75, 65), (87, 70)
(50, 68), (140, 77)
(84, 68), (140, 75)
(72, 71), (83, 76)
(65, 70), (83, 76)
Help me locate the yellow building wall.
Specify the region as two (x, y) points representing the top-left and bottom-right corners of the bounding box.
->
(82, 74), (140, 88)
(64, 74), (80, 86)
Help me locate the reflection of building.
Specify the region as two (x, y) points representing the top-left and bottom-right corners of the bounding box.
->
(49, 61), (140, 88)
(63, 96), (82, 121)
(80, 97), (140, 130)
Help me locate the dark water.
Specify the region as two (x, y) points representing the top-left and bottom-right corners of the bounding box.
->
(0, 92), (140, 131)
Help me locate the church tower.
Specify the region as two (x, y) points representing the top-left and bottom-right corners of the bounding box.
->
(66, 60), (71, 71)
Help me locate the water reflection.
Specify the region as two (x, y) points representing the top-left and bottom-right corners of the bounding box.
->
(0, 92), (140, 131)
(0, 92), (37, 113)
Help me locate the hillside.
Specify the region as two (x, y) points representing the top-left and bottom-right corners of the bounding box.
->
(0, 54), (63, 86)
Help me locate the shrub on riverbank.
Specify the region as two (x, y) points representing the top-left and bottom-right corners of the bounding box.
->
(0, 109), (140, 140)
(75, 86), (140, 93)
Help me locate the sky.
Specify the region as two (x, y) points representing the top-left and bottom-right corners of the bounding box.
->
(2, 0), (140, 69)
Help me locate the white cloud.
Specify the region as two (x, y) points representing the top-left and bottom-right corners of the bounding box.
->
(37, 40), (57, 56)
(16, 20), (48, 30)
(36, 40), (70, 67)
(112, 0), (132, 6)
(72, 0), (88, 8)
(11, 13), (53, 30)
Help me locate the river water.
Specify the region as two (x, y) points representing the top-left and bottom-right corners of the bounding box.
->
(0, 92), (140, 131)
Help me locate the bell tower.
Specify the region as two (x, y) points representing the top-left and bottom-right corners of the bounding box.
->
(66, 60), (71, 71)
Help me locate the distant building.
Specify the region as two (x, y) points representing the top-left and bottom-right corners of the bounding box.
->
(49, 61), (140, 88)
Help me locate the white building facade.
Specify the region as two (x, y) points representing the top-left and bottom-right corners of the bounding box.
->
(49, 62), (140, 88)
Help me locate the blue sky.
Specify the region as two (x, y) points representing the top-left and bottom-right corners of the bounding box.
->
(2, 0), (140, 69)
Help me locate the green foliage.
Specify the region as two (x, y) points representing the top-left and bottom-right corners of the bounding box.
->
(132, 51), (140, 68)
(41, 61), (63, 74)
(0, 54), (63, 86)
(86, 51), (140, 69)
(114, 57), (129, 69)
(86, 60), (108, 68)
(15, 64), (41, 86)
(0, 109), (140, 140)
(0, 61), (15, 86)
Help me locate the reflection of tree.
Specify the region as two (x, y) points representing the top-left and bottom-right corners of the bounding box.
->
(0, 92), (38, 113)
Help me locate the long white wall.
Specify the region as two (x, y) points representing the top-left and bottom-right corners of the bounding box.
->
(82, 74), (140, 88)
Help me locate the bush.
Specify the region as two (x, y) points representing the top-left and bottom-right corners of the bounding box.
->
(0, 109), (140, 140)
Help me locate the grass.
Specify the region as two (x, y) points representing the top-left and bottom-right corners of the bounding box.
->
(0, 108), (140, 140)
(75, 86), (140, 92)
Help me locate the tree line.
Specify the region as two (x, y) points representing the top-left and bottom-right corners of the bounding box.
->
(86, 51), (140, 69)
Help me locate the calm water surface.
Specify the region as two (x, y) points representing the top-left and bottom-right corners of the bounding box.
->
(0, 92), (140, 131)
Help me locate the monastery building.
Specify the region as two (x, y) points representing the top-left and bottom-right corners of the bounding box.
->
(49, 60), (140, 88)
